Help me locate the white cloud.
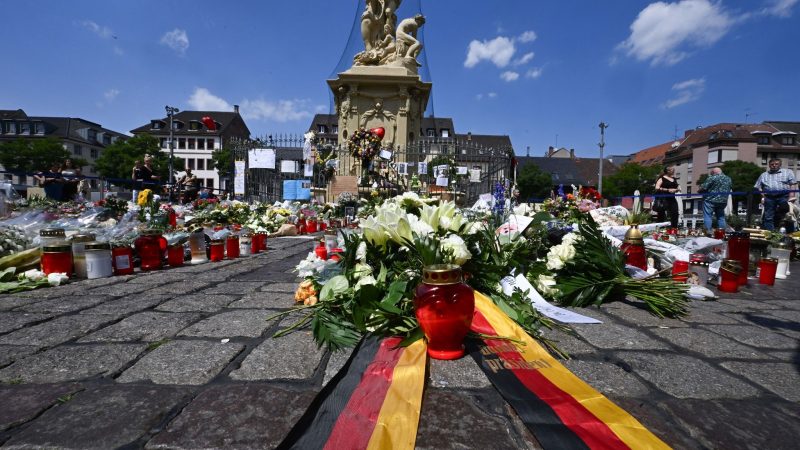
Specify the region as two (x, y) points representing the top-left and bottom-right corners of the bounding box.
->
(517, 30), (537, 43)
(104, 89), (120, 102)
(240, 99), (315, 122)
(513, 52), (535, 66)
(464, 36), (516, 68)
(662, 77), (706, 109)
(188, 88), (232, 111)
(761, 0), (798, 17)
(618, 0), (733, 66)
(487, 92), (498, 98)
(500, 71), (520, 82)
(160, 29), (189, 55)
(525, 68), (543, 79)
(81, 20), (113, 39)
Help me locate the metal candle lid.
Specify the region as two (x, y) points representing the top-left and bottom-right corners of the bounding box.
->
(42, 244), (72, 253)
(721, 259), (742, 274)
(141, 228), (162, 236)
(71, 233), (96, 243)
(422, 264), (463, 285)
(40, 228), (65, 237)
(85, 242), (111, 251)
(623, 224), (644, 244)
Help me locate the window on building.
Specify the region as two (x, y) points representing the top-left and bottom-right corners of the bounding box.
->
(187, 158), (195, 170)
(781, 136), (796, 145)
(88, 129), (97, 142)
(102, 134), (111, 145)
(207, 139), (215, 150)
(723, 131), (734, 138)
(189, 121), (201, 131)
(687, 161), (693, 170)
(178, 138), (186, 149)
(188, 138), (195, 150)
(197, 139), (205, 150)
(4, 174), (12, 181)
(707, 149), (739, 164)
(34, 122), (44, 135)
(20, 122), (30, 135)
(160, 138), (167, 148)
(197, 159), (204, 170)
(173, 121), (184, 130)
(19, 174), (26, 185)
(151, 120), (164, 130)
(73, 145), (83, 156)
(318, 124), (328, 133)
(332, 125), (338, 134)
(206, 178), (214, 188)
(90, 148), (99, 158)
(426, 128), (436, 137)
(6, 122), (16, 134)
(757, 135), (770, 145)
(207, 158), (214, 170)
(441, 129), (450, 138)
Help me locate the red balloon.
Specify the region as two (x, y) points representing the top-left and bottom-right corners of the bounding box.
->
(202, 116), (217, 131)
(370, 127), (385, 141)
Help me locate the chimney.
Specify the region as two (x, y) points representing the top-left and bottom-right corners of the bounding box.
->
(548, 146), (554, 156)
(234, 105), (240, 114)
(526, 146), (530, 157)
(467, 132), (472, 141)
(569, 148), (575, 159)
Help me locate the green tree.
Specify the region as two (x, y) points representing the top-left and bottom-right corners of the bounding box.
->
(211, 146), (233, 180)
(0, 138), (87, 174)
(94, 135), (182, 187)
(696, 160), (762, 210)
(516, 163), (553, 200)
(602, 162), (662, 200)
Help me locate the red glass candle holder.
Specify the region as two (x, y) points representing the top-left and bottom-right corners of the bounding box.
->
(226, 236), (240, 259)
(135, 230), (164, 271)
(329, 247), (344, 262)
(415, 264), (475, 360)
(258, 232), (268, 251)
(719, 259), (741, 293)
(167, 245), (184, 267)
(306, 219), (318, 233)
(758, 257), (779, 285)
(314, 241), (328, 260)
(672, 260), (689, 282)
(713, 229), (726, 240)
(621, 242), (647, 270)
(41, 245), (73, 276)
(319, 221), (328, 231)
(209, 240), (225, 262)
(251, 233), (261, 254)
(727, 232), (750, 285)
(112, 246), (134, 275)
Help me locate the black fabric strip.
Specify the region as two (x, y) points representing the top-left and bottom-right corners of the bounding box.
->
(466, 337), (590, 450)
(276, 335), (383, 450)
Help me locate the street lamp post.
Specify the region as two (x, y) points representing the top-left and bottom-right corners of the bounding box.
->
(165, 106), (179, 201)
(598, 122), (608, 196)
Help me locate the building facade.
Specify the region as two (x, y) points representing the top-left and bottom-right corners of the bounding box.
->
(131, 106), (250, 192)
(0, 109), (127, 190)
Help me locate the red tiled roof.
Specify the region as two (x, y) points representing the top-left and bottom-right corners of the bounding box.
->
(629, 141), (673, 166)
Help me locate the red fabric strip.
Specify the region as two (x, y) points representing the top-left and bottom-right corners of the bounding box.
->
(323, 337), (405, 450)
(472, 312), (630, 450)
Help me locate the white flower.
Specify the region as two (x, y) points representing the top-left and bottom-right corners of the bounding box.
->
(47, 272), (69, 286)
(545, 242), (577, 271)
(408, 214), (434, 237)
(23, 269), (45, 282)
(355, 241), (367, 262)
(561, 233), (580, 246)
(546, 253), (565, 271)
(441, 234), (472, 265)
(534, 274), (559, 297)
(355, 274), (377, 290)
(353, 263), (373, 280)
(360, 216), (388, 248)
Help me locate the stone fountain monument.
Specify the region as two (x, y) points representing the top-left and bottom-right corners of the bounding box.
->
(328, 0), (432, 152)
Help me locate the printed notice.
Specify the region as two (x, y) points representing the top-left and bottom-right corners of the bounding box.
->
(501, 274), (602, 324)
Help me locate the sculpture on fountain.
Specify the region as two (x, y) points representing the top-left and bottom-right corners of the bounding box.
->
(353, 0), (425, 73)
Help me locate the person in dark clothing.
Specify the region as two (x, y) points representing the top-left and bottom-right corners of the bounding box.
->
(655, 166), (680, 228)
(34, 162), (64, 201)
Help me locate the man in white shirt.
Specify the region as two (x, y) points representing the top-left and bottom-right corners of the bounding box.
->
(754, 159), (797, 230)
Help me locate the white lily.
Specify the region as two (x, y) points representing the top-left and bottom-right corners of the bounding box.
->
(47, 272), (69, 286)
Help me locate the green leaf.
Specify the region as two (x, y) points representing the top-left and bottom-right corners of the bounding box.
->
(531, 211), (554, 223)
(319, 275), (349, 301)
(0, 267), (17, 282)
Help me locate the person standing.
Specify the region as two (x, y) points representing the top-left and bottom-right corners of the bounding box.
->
(179, 168), (199, 204)
(699, 167), (732, 232)
(655, 166), (680, 229)
(755, 158), (797, 231)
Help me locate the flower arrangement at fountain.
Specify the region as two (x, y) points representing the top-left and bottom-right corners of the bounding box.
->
(347, 128), (382, 160)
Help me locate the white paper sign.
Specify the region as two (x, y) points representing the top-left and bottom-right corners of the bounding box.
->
(280, 160), (298, 173)
(233, 160), (246, 195)
(501, 274), (602, 324)
(470, 169), (481, 182)
(456, 166), (468, 175)
(304, 162), (314, 177)
(248, 148), (275, 169)
(418, 162), (427, 175)
(397, 162), (408, 175)
(434, 165), (449, 177)
(436, 176), (449, 187)
(379, 149), (393, 160)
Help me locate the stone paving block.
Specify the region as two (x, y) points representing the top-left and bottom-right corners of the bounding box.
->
(762, 299), (800, 310)
(322, 347), (353, 386)
(571, 322), (672, 350)
(678, 308), (744, 325)
(722, 312), (800, 339)
(650, 328), (772, 359)
(720, 361), (800, 402)
(14, 295), (112, 314)
(145, 384), (317, 450)
(125, 272), (198, 284)
(0, 295), (46, 312)
(0, 345), (38, 369)
(260, 282), (302, 292)
(6, 284), (86, 299)
(87, 281), (156, 296)
(228, 291), (295, 309)
(539, 328), (598, 356)
(612, 352), (760, 399)
(2, 385), (191, 450)
(601, 302), (689, 328)
(229, 270), (299, 283)
(762, 307), (800, 323)
(0, 383), (82, 431)
(703, 324), (798, 349)
(0, 311), (53, 334)
(156, 294), (237, 312)
(229, 329), (324, 381)
(0, 343), (146, 383)
(0, 314), (117, 348)
(178, 310), (274, 338)
(202, 281), (268, 295)
(611, 397), (701, 450)
(79, 294), (172, 317)
(146, 280), (215, 295)
(657, 398), (800, 450)
(78, 312), (204, 343)
(562, 359), (652, 397)
(117, 339), (244, 385)
(429, 354), (492, 388)
(416, 389), (537, 450)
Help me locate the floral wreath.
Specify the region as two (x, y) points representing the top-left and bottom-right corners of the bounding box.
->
(347, 128), (381, 161)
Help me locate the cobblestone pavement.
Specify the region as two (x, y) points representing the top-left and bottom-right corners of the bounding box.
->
(0, 237), (798, 449)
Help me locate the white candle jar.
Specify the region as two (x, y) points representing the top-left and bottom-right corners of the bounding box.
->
(85, 242), (113, 279)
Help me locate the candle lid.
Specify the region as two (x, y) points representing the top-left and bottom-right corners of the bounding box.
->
(71, 233), (96, 243)
(40, 228), (65, 237)
(141, 228), (162, 236)
(210, 239), (224, 244)
(422, 264), (463, 285)
(85, 242), (111, 250)
(721, 259), (742, 274)
(42, 244), (72, 252)
(760, 257), (779, 263)
(623, 224), (644, 244)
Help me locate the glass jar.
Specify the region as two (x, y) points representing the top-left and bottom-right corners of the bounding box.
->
(226, 235), (240, 259)
(719, 259), (741, 293)
(758, 257), (779, 285)
(84, 242), (113, 279)
(672, 260), (689, 282)
(209, 239), (225, 262)
(688, 261), (709, 286)
(769, 242), (792, 280)
(414, 264), (475, 360)
(324, 230), (338, 254)
(70, 233), (95, 278)
(258, 232), (268, 251)
(40, 227), (66, 246)
(239, 233), (252, 256)
(189, 228), (208, 264)
(306, 219), (318, 233)
(135, 229), (165, 271)
(314, 240), (328, 260)
(112, 245), (134, 275)
(727, 232), (750, 285)
(251, 233), (261, 254)
(620, 225), (646, 270)
(41, 244), (73, 276)
(167, 244), (185, 267)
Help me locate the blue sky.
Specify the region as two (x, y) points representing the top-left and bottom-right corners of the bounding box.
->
(2, 0), (798, 158)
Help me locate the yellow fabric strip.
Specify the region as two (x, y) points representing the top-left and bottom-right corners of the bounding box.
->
(366, 338), (427, 450)
(473, 291), (670, 450)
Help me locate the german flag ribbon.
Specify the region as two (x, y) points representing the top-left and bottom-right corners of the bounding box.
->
(277, 335), (426, 450)
(469, 291), (669, 450)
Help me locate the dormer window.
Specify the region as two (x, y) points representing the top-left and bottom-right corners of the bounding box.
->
(189, 121), (202, 131)
(150, 120), (165, 130)
(757, 135), (770, 145)
(332, 125), (338, 134)
(213, 121), (222, 130)
(172, 121), (184, 130)
(34, 122), (45, 135)
(318, 124), (328, 133)
(441, 129), (450, 138)
(709, 132), (718, 140)
(782, 136), (796, 145)
(103, 134), (111, 145)
(723, 131), (734, 138)
(88, 129), (98, 142)
(426, 128), (435, 137)
(20, 122), (31, 135)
